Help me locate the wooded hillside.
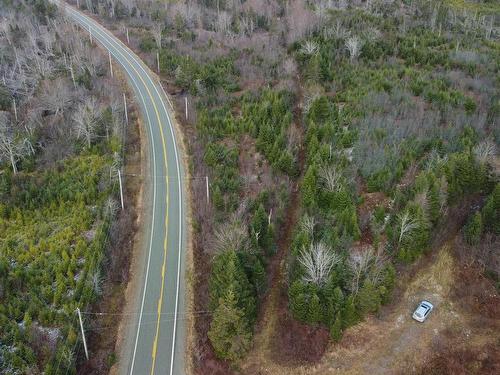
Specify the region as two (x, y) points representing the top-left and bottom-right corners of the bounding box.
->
(0, 1), (130, 373)
(2, 0), (498, 374)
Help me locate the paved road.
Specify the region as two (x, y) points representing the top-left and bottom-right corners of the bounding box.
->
(54, 2), (187, 375)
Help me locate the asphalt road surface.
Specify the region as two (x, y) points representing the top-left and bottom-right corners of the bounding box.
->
(54, 2), (187, 374)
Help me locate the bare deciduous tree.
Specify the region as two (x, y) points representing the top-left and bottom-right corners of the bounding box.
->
(151, 21), (163, 49)
(212, 219), (248, 254)
(397, 210), (419, 244)
(345, 36), (363, 62)
(348, 246), (386, 294)
(438, 176), (448, 214)
(298, 242), (340, 287)
(320, 165), (343, 192)
(72, 97), (102, 148)
(0, 111), (28, 173)
(39, 78), (73, 116)
(299, 214), (316, 236)
(473, 139), (496, 165)
(300, 40), (319, 56)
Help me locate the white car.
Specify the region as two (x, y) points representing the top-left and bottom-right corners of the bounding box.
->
(412, 300), (434, 322)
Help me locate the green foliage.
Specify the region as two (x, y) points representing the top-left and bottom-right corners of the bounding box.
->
(208, 288), (252, 361)
(209, 250), (256, 322)
(397, 204), (431, 262)
(356, 281), (382, 315)
(379, 264), (396, 304)
(240, 90), (296, 175)
(342, 295), (359, 328)
(139, 37), (156, 52)
(159, 49), (238, 94)
(288, 280), (309, 322)
(463, 212), (483, 246)
(330, 313), (343, 342)
(250, 204), (273, 254)
(445, 152), (486, 201)
(308, 293), (323, 324)
(481, 184), (500, 234)
(203, 142), (241, 213)
(208, 250), (259, 361)
(0, 155), (113, 372)
(301, 165), (317, 209)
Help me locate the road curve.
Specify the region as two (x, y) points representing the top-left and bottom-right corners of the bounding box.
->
(54, 2), (187, 374)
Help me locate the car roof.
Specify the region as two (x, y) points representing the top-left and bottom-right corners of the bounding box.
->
(421, 300), (433, 308)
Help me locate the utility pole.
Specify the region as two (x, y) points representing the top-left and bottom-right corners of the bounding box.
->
(206, 176), (209, 203)
(185, 96), (188, 120)
(156, 51), (160, 73)
(89, 26), (93, 44)
(268, 209), (272, 226)
(123, 93), (128, 125)
(126, 28), (130, 44)
(77, 308), (89, 360)
(109, 51), (114, 78)
(118, 169), (124, 210)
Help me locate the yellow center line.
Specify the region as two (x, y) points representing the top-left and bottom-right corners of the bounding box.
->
(76, 16), (172, 375)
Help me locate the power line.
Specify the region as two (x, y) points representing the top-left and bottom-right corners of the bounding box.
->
(80, 309), (211, 316)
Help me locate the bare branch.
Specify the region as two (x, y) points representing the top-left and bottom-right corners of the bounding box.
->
(298, 242), (340, 287)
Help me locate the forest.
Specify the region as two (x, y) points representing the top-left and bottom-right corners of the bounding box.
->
(1, 0), (499, 374)
(0, 0), (129, 373)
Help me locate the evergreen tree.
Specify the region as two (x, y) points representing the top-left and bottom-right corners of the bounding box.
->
(481, 184), (499, 234)
(380, 264), (396, 304)
(326, 286), (344, 324)
(209, 250), (256, 321)
(464, 212), (483, 246)
(251, 204), (271, 252)
(357, 281), (382, 315)
(288, 280), (309, 321)
(330, 312), (343, 342)
(342, 295), (358, 328)
(427, 183), (441, 223)
(307, 293), (323, 324)
(208, 288), (252, 361)
(302, 165), (317, 209)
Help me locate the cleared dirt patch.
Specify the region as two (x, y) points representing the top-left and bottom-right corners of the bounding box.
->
(239, 230), (500, 375)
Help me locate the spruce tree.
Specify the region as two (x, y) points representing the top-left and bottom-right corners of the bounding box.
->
(481, 184), (499, 234)
(325, 285), (344, 324)
(427, 183), (441, 224)
(288, 280), (308, 322)
(330, 312), (343, 342)
(342, 295), (358, 328)
(209, 250), (256, 321)
(464, 212), (483, 246)
(357, 281), (382, 315)
(307, 293), (323, 324)
(208, 288), (252, 361)
(302, 165), (317, 209)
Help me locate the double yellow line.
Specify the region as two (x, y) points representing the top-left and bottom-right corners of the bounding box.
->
(72, 12), (171, 374)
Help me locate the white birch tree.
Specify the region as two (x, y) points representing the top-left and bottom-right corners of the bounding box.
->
(298, 242), (340, 287)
